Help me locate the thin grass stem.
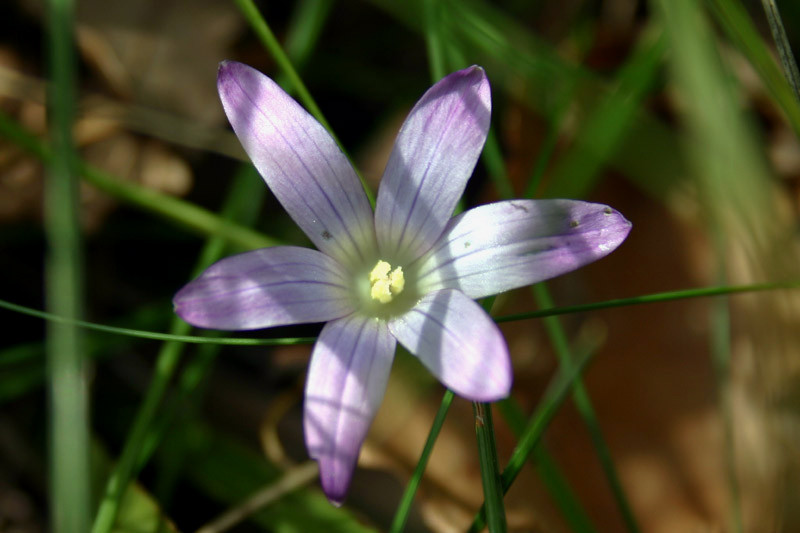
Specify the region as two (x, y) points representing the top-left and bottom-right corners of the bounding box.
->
(91, 167), (267, 533)
(389, 390), (455, 532)
(473, 401), (507, 533)
(495, 280), (800, 323)
(760, 0), (800, 104)
(468, 339), (596, 532)
(234, 0), (375, 206)
(534, 283), (640, 533)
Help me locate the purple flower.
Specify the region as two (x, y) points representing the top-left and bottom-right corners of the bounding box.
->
(174, 61), (632, 504)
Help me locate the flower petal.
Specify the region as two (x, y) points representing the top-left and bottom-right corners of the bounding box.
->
(374, 66), (491, 262)
(389, 289), (511, 401)
(218, 61), (376, 268)
(304, 314), (396, 504)
(174, 246), (354, 330)
(414, 200), (632, 299)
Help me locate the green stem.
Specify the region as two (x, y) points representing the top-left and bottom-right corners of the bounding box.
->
(0, 298), (314, 346)
(46, 0), (90, 530)
(423, 0), (446, 82)
(473, 402), (507, 533)
(469, 341), (595, 532)
(497, 398), (596, 533)
(4, 280), (799, 349)
(495, 280), (800, 323)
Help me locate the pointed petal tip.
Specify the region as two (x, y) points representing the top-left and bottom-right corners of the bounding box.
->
(447, 64), (489, 94)
(451, 64), (486, 78)
(374, 64), (492, 259)
(217, 59), (233, 77)
(602, 205), (633, 246)
(309, 454), (351, 506)
(320, 468), (348, 507)
(217, 60), (249, 90)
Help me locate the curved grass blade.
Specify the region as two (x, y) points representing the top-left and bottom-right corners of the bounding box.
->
(0, 109), (276, 251)
(91, 165), (268, 533)
(495, 280), (800, 323)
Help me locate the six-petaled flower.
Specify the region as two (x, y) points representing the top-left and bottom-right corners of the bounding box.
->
(174, 61), (632, 504)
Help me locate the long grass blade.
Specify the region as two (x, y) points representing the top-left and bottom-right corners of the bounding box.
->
(534, 283), (639, 532)
(468, 339), (596, 532)
(389, 390), (455, 532)
(45, 0), (90, 529)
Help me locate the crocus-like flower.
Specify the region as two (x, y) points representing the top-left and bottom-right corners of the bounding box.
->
(174, 61), (631, 504)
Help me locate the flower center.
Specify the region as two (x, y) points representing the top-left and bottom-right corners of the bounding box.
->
(369, 260), (405, 303)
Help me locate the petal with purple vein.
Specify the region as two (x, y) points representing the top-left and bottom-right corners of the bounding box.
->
(304, 314), (396, 504)
(218, 61), (376, 268)
(374, 66), (491, 262)
(414, 200), (632, 299)
(389, 289), (511, 402)
(173, 246), (354, 330)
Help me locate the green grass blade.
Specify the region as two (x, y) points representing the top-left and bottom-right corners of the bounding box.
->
(497, 396), (595, 533)
(235, 0), (375, 206)
(283, 0), (335, 72)
(0, 297), (314, 346)
(711, 285), (743, 533)
(705, 0), (800, 136)
(0, 110), (276, 251)
(45, 0), (91, 529)
(147, 169), (268, 507)
(468, 339), (596, 532)
(496, 399), (596, 533)
(760, 0), (800, 104)
(473, 402), (507, 532)
(367, 0), (690, 200)
(533, 284), (640, 533)
(653, 0), (783, 528)
(389, 390), (455, 533)
(91, 165), (266, 533)
(5, 280), (798, 351)
(545, 29), (666, 199)
(423, 0), (447, 82)
(495, 280), (800, 323)
(233, 0), (329, 130)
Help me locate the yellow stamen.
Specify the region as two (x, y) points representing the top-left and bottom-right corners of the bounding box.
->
(369, 260), (405, 303)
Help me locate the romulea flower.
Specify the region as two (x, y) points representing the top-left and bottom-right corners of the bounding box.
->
(174, 61), (632, 504)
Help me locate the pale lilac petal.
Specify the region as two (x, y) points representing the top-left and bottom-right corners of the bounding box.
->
(389, 289), (511, 401)
(304, 315), (396, 504)
(173, 246), (354, 330)
(218, 61), (376, 268)
(414, 200), (632, 299)
(374, 66), (491, 262)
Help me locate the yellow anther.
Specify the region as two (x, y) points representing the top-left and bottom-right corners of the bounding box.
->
(369, 260), (405, 303)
